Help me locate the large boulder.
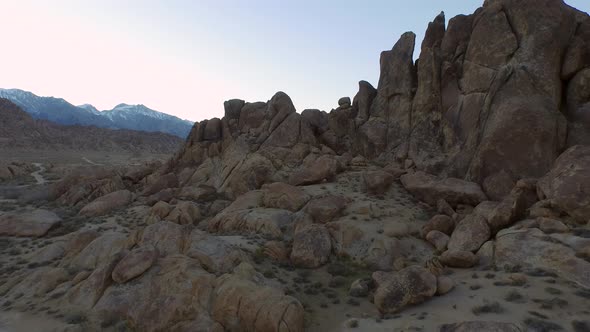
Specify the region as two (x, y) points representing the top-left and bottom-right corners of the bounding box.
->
(142, 173), (179, 196)
(164, 201), (201, 225)
(290, 224), (332, 268)
(372, 266), (437, 314)
(448, 214), (491, 252)
(177, 184), (218, 202)
(537, 145), (590, 222)
(362, 170), (394, 195)
(288, 155), (339, 186)
(401, 171), (487, 206)
(426, 230), (450, 252)
(185, 229), (247, 273)
(0, 209), (61, 237)
(440, 250), (478, 268)
(79, 190), (133, 217)
(421, 214), (455, 237)
(480, 179), (538, 233)
(209, 207), (294, 239)
(212, 263), (304, 332)
(123, 162), (160, 183)
(150, 201), (172, 219)
(304, 195), (347, 223)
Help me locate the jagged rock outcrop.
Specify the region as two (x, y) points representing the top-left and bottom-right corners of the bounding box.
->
(164, 0), (589, 201)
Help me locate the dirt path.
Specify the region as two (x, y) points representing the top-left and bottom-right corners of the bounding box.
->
(82, 157), (103, 166)
(30, 163), (46, 185)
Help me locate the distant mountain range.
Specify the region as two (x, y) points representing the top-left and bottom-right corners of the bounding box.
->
(0, 89), (193, 138)
(0, 98), (183, 153)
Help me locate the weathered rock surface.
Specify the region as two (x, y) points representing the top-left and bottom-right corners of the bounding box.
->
(95, 255), (218, 331)
(79, 189), (133, 217)
(69, 231), (130, 271)
(305, 195), (347, 223)
(401, 171), (487, 206)
(186, 229), (247, 273)
(422, 214), (455, 237)
(212, 263), (305, 332)
(538, 217), (569, 233)
(210, 206), (294, 239)
(448, 214), (490, 252)
(537, 145), (590, 222)
(426, 230), (450, 251)
(165, 201), (201, 225)
(139, 221), (187, 256)
(150, 200), (172, 219)
(495, 228), (590, 288)
(262, 182), (310, 212)
(289, 155), (339, 186)
(0, 209), (61, 237)
(142, 173), (179, 196)
(290, 224), (332, 268)
(362, 170), (394, 195)
(111, 245), (158, 283)
(372, 266), (437, 314)
(440, 250), (478, 268)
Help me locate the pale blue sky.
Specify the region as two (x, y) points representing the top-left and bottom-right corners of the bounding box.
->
(1, 0), (588, 121)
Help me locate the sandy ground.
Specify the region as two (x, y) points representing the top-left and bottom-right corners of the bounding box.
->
(0, 311), (67, 332)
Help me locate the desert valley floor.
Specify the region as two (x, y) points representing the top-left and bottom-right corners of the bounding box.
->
(1, 150), (590, 331)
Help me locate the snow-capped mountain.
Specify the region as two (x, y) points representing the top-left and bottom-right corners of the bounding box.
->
(77, 104), (101, 115)
(0, 89), (193, 138)
(102, 103), (193, 138)
(0, 89), (112, 127)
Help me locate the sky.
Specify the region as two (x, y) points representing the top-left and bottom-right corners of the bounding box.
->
(1, 1), (588, 122)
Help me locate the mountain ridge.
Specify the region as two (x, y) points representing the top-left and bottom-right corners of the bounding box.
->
(0, 98), (184, 154)
(0, 88), (193, 138)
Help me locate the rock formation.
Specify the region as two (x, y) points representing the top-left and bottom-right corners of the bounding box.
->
(1, 1), (589, 331)
(165, 0), (590, 205)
